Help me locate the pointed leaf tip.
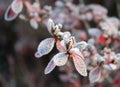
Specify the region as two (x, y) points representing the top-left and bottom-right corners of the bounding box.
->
(44, 59), (56, 74)
(47, 18), (54, 34)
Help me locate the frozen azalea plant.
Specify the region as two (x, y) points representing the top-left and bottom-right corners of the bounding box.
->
(35, 19), (88, 76)
(4, 0), (120, 86)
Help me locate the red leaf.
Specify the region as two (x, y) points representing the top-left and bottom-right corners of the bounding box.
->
(98, 34), (106, 44)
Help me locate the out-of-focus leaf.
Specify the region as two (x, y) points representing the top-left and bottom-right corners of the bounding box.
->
(89, 66), (101, 83)
(30, 19), (38, 29)
(4, 5), (17, 21)
(11, 0), (23, 14)
(94, 53), (105, 63)
(103, 64), (117, 71)
(88, 28), (102, 37)
(59, 74), (70, 82)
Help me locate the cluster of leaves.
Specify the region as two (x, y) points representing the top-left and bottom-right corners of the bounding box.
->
(4, 0), (51, 29)
(4, 0), (120, 86)
(35, 19), (88, 76)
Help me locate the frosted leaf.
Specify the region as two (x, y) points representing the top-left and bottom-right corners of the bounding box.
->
(70, 48), (84, 60)
(72, 54), (87, 76)
(44, 58), (56, 74)
(103, 64), (111, 71)
(43, 5), (52, 12)
(85, 12), (93, 21)
(47, 18), (55, 35)
(88, 38), (95, 45)
(55, 1), (64, 7)
(24, 1), (32, 12)
(116, 54), (120, 61)
(11, 0), (23, 14)
(4, 5), (17, 21)
(35, 38), (55, 58)
(69, 48), (79, 54)
(74, 41), (88, 51)
(88, 28), (102, 37)
(53, 52), (68, 66)
(30, 19), (38, 29)
(109, 17), (120, 28)
(56, 40), (66, 52)
(32, 2), (40, 9)
(103, 64), (117, 71)
(89, 66), (101, 83)
(19, 14), (27, 20)
(63, 32), (71, 42)
(94, 54), (105, 63)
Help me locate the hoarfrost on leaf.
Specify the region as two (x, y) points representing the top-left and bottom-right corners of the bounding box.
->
(72, 53), (87, 76)
(74, 41), (88, 51)
(103, 64), (117, 71)
(62, 32), (71, 42)
(53, 52), (68, 66)
(44, 58), (56, 74)
(47, 18), (55, 35)
(35, 38), (55, 58)
(56, 40), (66, 52)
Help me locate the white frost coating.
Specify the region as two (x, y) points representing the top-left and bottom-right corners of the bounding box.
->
(69, 48), (79, 54)
(30, 19), (38, 29)
(109, 64), (117, 70)
(11, 0), (23, 14)
(56, 40), (66, 52)
(58, 23), (63, 29)
(74, 41), (88, 51)
(35, 38), (55, 58)
(72, 54), (87, 76)
(103, 64), (117, 71)
(44, 58), (56, 74)
(47, 18), (55, 35)
(94, 54), (105, 63)
(63, 32), (71, 42)
(53, 52), (68, 66)
(89, 66), (101, 83)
